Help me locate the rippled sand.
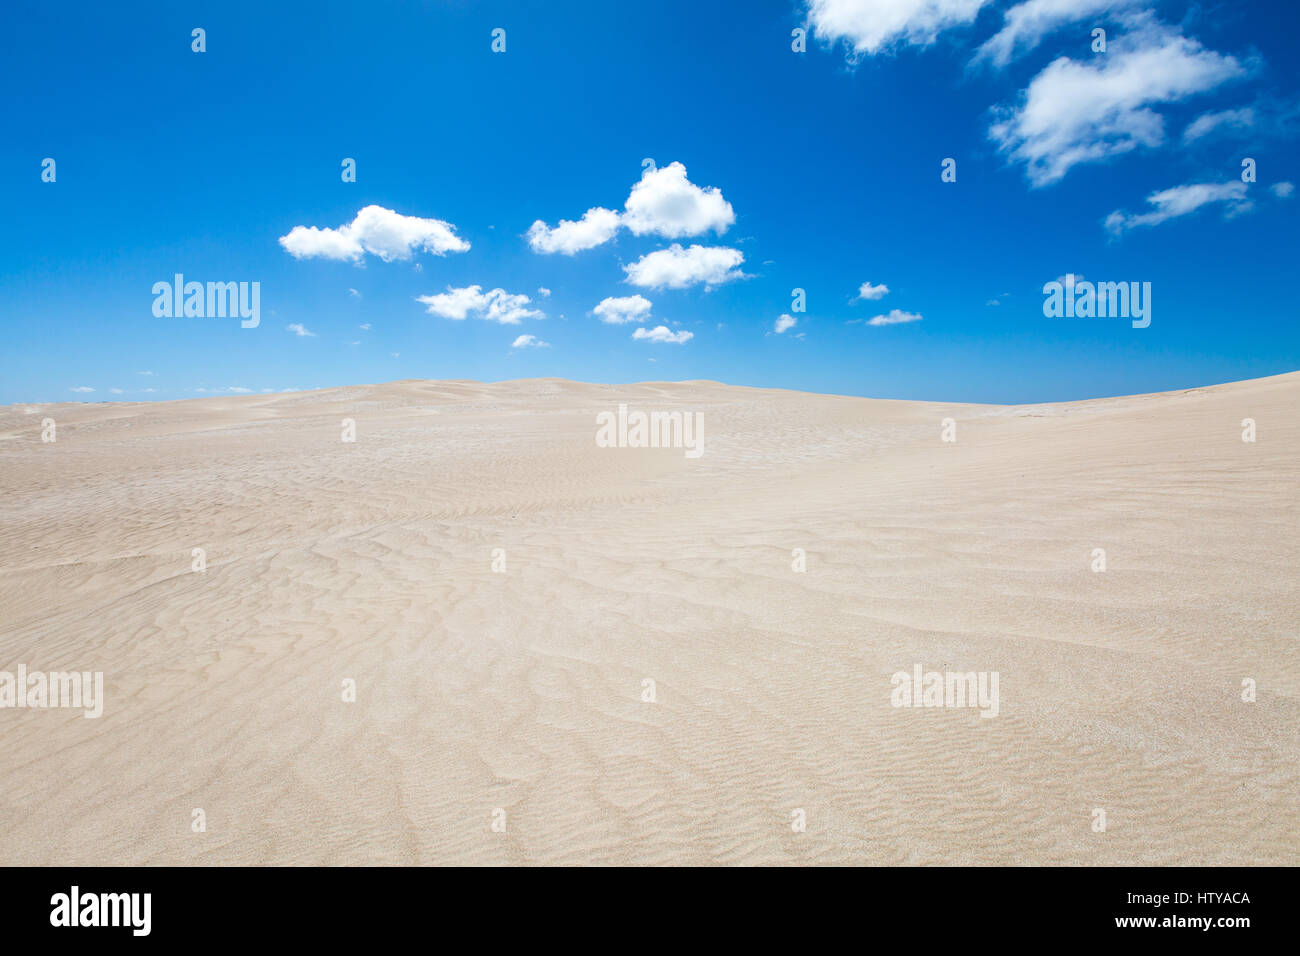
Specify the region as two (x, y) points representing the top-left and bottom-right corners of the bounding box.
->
(1, 374), (1296, 865)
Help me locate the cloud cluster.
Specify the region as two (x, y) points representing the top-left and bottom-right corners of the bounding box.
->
(280, 205), (470, 263)
(989, 15), (1246, 186)
(527, 162), (735, 255)
(417, 285), (543, 324)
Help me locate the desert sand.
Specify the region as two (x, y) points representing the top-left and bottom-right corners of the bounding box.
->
(1, 373), (1297, 865)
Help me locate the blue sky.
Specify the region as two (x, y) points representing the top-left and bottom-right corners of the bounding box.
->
(3, 0), (1297, 404)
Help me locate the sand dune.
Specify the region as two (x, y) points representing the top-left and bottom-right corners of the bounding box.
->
(1, 373), (1296, 865)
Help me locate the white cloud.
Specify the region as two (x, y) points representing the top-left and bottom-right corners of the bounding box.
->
(774, 314), (797, 334)
(348, 287), (362, 298)
(1183, 107), (1255, 142)
(855, 281), (890, 301)
(1104, 181), (1250, 235)
(537, 287), (551, 297)
(279, 205), (470, 262)
(359, 323), (371, 330)
(633, 325), (694, 344)
(624, 244), (746, 290)
(866, 309), (923, 326)
(975, 0), (1137, 68)
(287, 323), (316, 337)
(622, 162), (734, 238)
(806, 0), (993, 58)
(989, 15), (1246, 186)
(227, 386), (253, 393)
(527, 162), (734, 254)
(593, 294), (653, 324)
(526, 207), (621, 254)
(109, 388), (124, 394)
(511, 334), (551, 348)
(417, 285), (543, 325)
(1270, 181), (1295, 198)
(137, 370), (153, 376)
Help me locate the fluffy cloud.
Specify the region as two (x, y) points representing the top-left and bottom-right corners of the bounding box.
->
(622, 162), (734, 238)
(593, 294), (653, 324)
(623, 244), (746, 290)
(774, 314), (797, 334)
(1104, 181), (1251, 235)
(1183, 107), (1255, 142)
(526, 207), (621, 254)
(974, 0), (1138, 68)
(1271, 181), (1295, 198)
(866, 309), (923, 326)
(855, 281), (889, 301)
(511, 334), (550, 348)
(279, 205), (470, 262)
(528, 162), (734, 254)
(286, 323), (316, 337)
(989, 16), (1246, 186)
(805, 0), (993, 58)
(417, 285), (543, 325)
(633, 325), (694, 344)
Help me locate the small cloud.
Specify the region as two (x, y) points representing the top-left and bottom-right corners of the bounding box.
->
(866, 309), (923, 327)
(279, 205), (469, 263)
(227, 386), (253, 393)
(774, 314), (797, 334)
(69, 386), (95, 393)
(345, 340), (361, 346)
(348, 288), (362, 299)
(391, 352), (400, 358)
(110, 387), (124, 394)
(511, 334), (551, 349)
(137, 370), (154, 376)
(1271, 181), (1295, 198)
(854, 281), (889, 301)
(417, 285), (543, 325)
(537, 287), (551, 297)
(624, 244), (746, 290)
(359, 323), (371, 330)
(1183, 107), (1255, 143)
(632, 325), (694, 344)
(287, 323), (316, 337)
(593, 294), (652, 325)
(527, 207), (621, 254)
(1104, 181), (1250, 236)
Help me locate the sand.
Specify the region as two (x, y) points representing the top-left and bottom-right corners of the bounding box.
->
(0, 373), (1296, 865)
